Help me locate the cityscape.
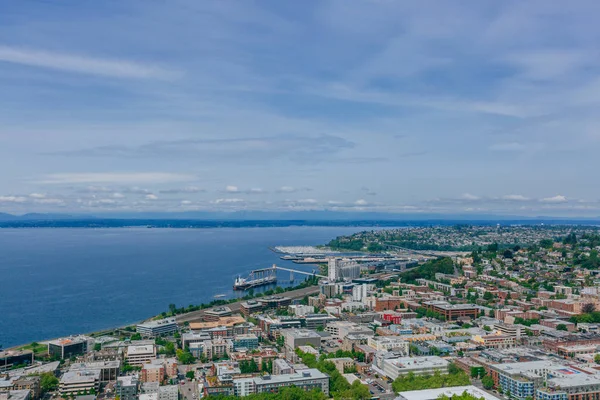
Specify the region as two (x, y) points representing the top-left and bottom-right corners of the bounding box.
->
(3, 226), (600, 400)
(2, 1), (600, 400)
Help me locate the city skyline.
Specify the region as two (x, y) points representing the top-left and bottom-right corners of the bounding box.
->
(1, 1), (600, 216)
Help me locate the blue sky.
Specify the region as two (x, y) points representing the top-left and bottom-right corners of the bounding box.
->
(1, 0), (599, 216)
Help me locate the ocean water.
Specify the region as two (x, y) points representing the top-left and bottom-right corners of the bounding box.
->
(0, 226), (363, 348)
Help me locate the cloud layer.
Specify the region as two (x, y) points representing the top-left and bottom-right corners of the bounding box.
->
(0, 1), (599, 216)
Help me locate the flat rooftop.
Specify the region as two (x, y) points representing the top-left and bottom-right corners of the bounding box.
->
(137, 318), (176, 329)
(396, 385), (502, 400)
(60, 370), (101, 384)
(126, 345), (155, 355)
(189, 316), (246, 330)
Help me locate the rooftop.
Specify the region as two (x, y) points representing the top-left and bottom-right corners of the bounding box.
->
(396, 385), (502, 400)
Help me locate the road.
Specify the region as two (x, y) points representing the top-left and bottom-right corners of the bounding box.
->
(175, 285), (321, 323)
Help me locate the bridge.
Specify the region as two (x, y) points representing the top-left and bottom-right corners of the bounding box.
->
(273, 264), (327, 279)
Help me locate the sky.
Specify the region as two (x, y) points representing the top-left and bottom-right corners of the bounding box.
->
(1, 0), (600, 217)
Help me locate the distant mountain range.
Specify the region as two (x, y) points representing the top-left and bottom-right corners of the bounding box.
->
(0, 211), (599, 227)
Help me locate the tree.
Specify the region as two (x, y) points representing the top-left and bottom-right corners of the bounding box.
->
(186, 370), (195, 380)
(163, 342), (176, 356)
(583, 303), (596, 314)
(169, 303), (177, 315)
(594, 354), (600, 364)
(503, 249), (513, 259)
(93, 343), (101, 351)
(176, 349), (196, 365)
(130, 333), (142, 340)
(483, 291), (494, 301)
(40, 372), (59, 393)
(556, 324), (568, 331)
(482, 375), (494, 390)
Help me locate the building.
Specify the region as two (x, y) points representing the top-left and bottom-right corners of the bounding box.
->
(257, 296), (292, 309)
(240, 301), (263, 316)
(490, 361), (564, 400)
(327, 358), (354, 373)
(59, 370), (100, 395)
(472, 334), (517, 349)
(116, 375), (139, 400)
(0, 391), (32, 400)
(396, 386), (502, 400)
(48, 336), (92, 359)
(325, 321), (373, 340)
(204, 307), (233, 322)
(272, 359), (294, 376)
(288, 305), (314, 317)
(304, 314), (337, 330)
(367, 337), (409, 355)
(181, 332), (211, 349)
(233, 334), (259, 351)
(69, 361), (120, 382)
(283, 329), (321, 353)
(538, 371), (600, 400)
(328, 258), (342, 282)
(0, 351), (34, 371)
(11, 376), (40, 400)
(233, 369), (329, 397)
(204, 338), (233, 360)
(157, 385), (178, 400)
(422, 301), (479, 321)
(125, 345), (156, 367)
(141, 363), (164, 384)
(494, 323), (523, 339)
(342, 334), (372, 352)
(377, 356), (449, 380)
(136, 318), (178, 337)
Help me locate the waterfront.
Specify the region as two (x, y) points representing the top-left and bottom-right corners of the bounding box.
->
(0, 226), (363, 348)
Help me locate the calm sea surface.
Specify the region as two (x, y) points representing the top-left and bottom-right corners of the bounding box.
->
(0, 226), (364, 348)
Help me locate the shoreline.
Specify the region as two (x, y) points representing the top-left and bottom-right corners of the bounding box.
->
(4, 279), (321, 352)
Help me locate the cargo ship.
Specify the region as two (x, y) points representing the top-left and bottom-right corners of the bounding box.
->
(233, 265), (277, 290)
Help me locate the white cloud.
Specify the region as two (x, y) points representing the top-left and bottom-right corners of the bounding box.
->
(39, 172), (195, 184)
(0, 46), (178, 80)
(29, 193), (46, 199)
(461, 193), (480, 201)
(180, 200), (193, 205)
(145, 194), (158, 200)
(213, 198), (244, 204)
(297, 199), (318, 204)
(278, 186), (296, 193)
(355, 199), (368, 206)
(225, 185), (239, 193)
(541, 195), (568, 203)
(502, 194), (530, 201)
(0, 195), (27, 203)
(111, 192), (125, 198)
(248, 188), (264, 194)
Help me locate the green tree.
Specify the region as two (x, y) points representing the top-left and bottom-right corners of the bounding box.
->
(176, 349), (196, 365)
(130, 333), (142, 340)
(594, 354), (600, 364)
(556, 324), (568, 331)
(93, 343), (101, 351)
(40, 372), (59, 393)
(163, 342), (176, 356)
(482, 375), (494, 390)
(186, 370), (195, 380)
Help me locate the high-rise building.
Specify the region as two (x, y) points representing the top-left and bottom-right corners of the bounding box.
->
(328, 258), (341, 282)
